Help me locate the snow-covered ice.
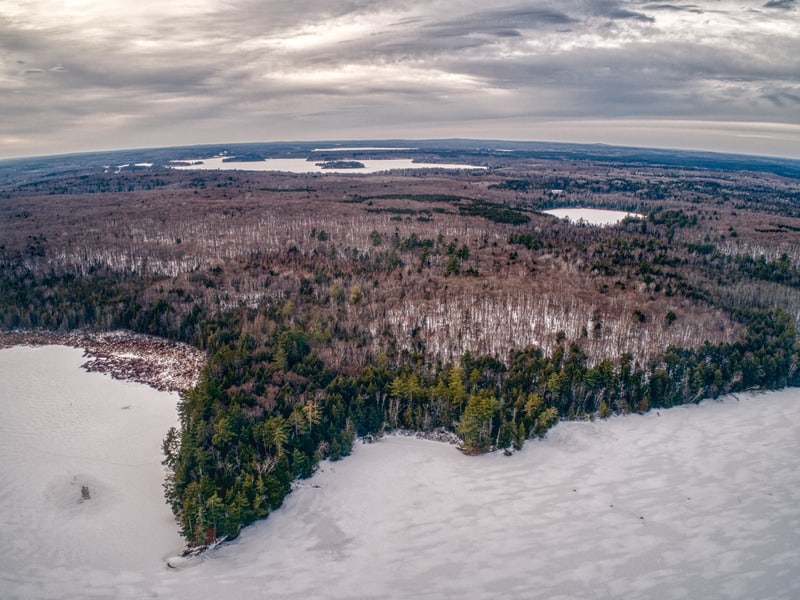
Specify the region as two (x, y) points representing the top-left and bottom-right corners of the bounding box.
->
(311, 147), (418, 152)
(169, 157), (485, 173)
(544, 208), (643, 226)
(1, 345), (799, 599)
(0, 345), (183, 599)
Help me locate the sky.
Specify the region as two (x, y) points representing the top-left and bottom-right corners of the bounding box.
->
(2, 0), (799, 159)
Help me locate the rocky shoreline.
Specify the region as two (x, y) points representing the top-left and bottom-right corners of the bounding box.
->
(0, 330), (206, 393)
(383, 427), (462, 445)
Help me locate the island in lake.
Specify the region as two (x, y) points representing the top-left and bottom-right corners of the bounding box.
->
(315, 160), (366, 169)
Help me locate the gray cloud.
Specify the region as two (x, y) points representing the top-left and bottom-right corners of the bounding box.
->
(429, 7), (577, 33)
(1, 0), (798, 158)
(589, 1), (656, 22)
(640, 3), (704, 13)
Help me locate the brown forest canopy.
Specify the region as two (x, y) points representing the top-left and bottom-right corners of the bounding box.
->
(2, 143), (800, 546)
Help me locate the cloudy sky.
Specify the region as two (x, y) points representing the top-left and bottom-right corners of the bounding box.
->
(2, 0), (799, 159)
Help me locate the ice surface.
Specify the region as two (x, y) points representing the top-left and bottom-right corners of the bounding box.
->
(2, 346), (799, 599)
(544, 208), (643, 226)
(169, 157), (485, 173)
(311, 147), (418, 152)
(0, 346), (183, 599)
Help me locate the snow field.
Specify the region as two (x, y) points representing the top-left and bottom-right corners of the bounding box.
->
(1, 345), (799, 599)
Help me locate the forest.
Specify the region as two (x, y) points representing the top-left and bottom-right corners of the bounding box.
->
(1, 144), (799, 547)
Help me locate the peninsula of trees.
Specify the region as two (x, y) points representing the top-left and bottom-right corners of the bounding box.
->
(1, 141), (798, 547)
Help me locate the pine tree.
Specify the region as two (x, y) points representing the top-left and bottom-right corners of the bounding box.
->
(458, 392), (499, 453)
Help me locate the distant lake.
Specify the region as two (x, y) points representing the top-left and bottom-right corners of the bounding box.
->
(2, 346), (798, 599)
(311, 147), (418, 152)
(171, 157), (486, 174)
(544, 208), (643, 226)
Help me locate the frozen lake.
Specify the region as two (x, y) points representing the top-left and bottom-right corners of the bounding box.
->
(0, 346), (183, 599)
(311, 147), (418, 152)
(544, 208), (643, 226)
(1, 345), (799, 599)
(170, 157), (486, 174)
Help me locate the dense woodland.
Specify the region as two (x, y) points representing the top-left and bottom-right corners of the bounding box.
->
(2, 147), (800, 546)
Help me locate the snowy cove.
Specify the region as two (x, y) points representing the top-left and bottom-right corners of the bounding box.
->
(1, 345), (799, 599)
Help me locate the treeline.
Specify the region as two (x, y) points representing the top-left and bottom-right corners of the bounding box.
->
(0, 269), (142, 332)
(163, 299), (798, 546)
(731, 253), (800, 288)
(3, 258), (796, 550)
(1, 265), (797, 549)
(0, 267), (225, 348)
(457, 199), (530, 224)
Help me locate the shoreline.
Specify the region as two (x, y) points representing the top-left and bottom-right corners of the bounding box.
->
(382, 427), (462, 446)
(0, 329), (206, 393)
